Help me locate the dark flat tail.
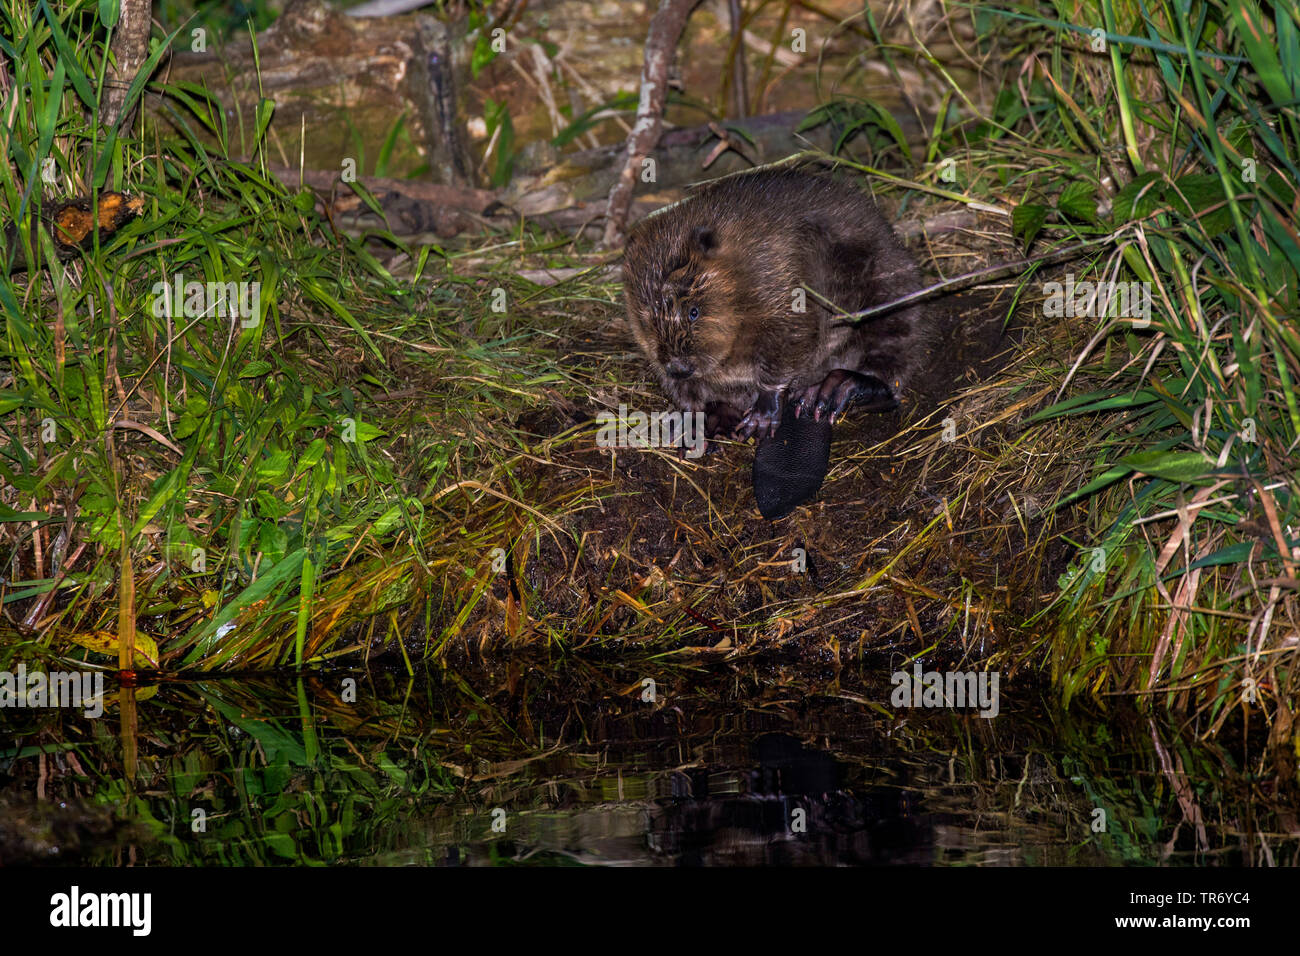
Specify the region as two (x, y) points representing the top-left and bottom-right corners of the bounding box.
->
(752, 402), (832, 520)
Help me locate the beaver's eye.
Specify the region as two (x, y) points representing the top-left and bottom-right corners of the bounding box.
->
(688, 306), (700, 322)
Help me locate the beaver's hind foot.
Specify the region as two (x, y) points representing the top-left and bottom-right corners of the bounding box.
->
(794, 370), (898, 423)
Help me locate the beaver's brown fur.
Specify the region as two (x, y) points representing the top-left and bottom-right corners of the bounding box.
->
(623, 168), (932, 438)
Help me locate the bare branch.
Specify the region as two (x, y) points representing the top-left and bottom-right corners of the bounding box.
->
(601, 0), (701, 249)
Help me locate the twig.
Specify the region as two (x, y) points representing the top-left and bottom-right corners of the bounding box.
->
(602, 0), (703, 249)
(838, 233), (1121, 323)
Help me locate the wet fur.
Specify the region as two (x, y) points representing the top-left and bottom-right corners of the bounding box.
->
(623, 169), (932, 430)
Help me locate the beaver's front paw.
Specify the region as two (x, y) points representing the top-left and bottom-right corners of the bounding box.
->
(793, 370), (897, 422)
(730, 389), (783, 441)
(703, 401), (746, 440)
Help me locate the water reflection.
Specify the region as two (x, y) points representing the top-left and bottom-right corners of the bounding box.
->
(0, 662), (1294, 866)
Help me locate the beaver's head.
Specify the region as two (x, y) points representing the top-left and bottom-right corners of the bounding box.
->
(624, 223), (748, 394)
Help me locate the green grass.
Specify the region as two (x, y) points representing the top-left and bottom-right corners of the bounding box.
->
(0, 0), (1296, 754)
(918, 0), (1299, 729)
(0, 0), (602, 670)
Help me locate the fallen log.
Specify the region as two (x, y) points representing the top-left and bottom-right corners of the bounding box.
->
(163, 0), (476, 186)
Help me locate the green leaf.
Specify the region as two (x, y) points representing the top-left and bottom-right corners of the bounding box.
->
(831, 100), (913, 162)
(0, 390), (34, 415)
(41, 1), (97, 107)
(375, 111), (406, 177)
(471, 30), (498, 79)
(254, 97), (276, 147)
(1118, 450), (1214, 482)
(206, 694), (308, 765)
(1057, 180), (1098, 222)
(98, 0), (119, 29)
(91, 22), (186, 187)
(1187, 541), (1254, 570)
(353, 421), (386, 442)
(293, 187), (317, 214)
(1230, 2), (1296, 108)
(0, 503), (48, 522)
(255, 490), (290, 520)
(239, 360), (273, 378)
(483, 98), (515, 187)
(183, 547), (309, 662)
(1027, 388), (1162, 422)
(36, 60), (67, 179)
(1012, 202), (1049, 248)
(795, 103), (835, 133)
(130, 469), (184, 537)
(256, 448), (292, 482)
(294, 556), (315, 668)
(300, 281), (382, 360)
(1111, 171), (1164, 223)
(1053, 464), (1131, 508)
(553, 91), (639, 147)
(376, 753), (407, 787)
(1167, 174), (1235, 237)
(298, 438), (328, 471)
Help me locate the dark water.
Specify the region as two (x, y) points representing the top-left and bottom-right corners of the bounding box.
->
(1, 660), (1295, 866)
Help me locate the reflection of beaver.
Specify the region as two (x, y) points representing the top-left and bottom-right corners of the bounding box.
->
(623, 168), (932, 440)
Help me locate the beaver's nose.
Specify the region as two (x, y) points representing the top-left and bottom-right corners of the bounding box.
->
(665, 357), (695, 379)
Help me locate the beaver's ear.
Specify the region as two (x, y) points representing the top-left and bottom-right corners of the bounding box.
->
(691, 226), (720, 258)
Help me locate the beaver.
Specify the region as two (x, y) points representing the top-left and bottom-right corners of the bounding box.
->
(623, 167), (931, 441)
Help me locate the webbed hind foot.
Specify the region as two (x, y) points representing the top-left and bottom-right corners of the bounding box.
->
(793, 370), (897, 423)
